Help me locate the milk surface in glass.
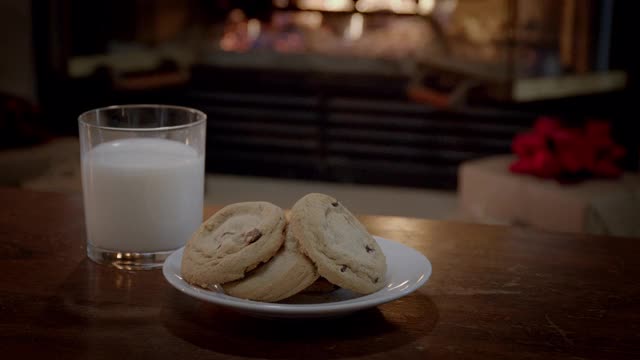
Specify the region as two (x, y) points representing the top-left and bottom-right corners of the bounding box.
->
(82, 138), (204, 252)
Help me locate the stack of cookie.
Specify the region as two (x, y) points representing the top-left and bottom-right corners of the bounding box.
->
(181, 193), (387, 302)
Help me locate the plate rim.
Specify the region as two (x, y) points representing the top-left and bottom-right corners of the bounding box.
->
(162, 235), (432, 315)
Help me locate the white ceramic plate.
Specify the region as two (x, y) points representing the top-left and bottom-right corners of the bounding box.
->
(162, 236), (432, 318)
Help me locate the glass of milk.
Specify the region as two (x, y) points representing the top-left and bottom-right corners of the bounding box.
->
(78, 105), (206, 270)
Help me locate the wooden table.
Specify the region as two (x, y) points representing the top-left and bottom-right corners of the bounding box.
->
(1, 187), (638, 359)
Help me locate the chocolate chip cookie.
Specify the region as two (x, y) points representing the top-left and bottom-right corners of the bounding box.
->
(181, 202), (285, 287)
(222, 224), (319, 302)
(290, 193), (387, 294)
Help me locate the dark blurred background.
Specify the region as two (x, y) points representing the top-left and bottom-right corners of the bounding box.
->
(1, 0), (637, 189)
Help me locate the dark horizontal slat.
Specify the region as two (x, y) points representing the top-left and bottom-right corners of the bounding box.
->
(328, 113), (528, 135)
(327, 128), (510, 151)
(328, 98), (435, 115)
(209, 120), (319, 137)
(199, 106), (319, 123)
(327, 156), (458, 175)
(189, 91), (319, 108)
(209, 150), (320, 167)
(210, 135), (318, 151)
(328, 113), (424, 130)
(327, 142), (480, 163)
(328, 98), (533, 121)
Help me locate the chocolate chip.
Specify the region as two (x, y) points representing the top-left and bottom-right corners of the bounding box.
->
(331, 201), (339, 207)
(243, 229), (262, 244)
(340, 265), (348, 272)
(365, 245), (374, 253)
(374, 277), (379, 283)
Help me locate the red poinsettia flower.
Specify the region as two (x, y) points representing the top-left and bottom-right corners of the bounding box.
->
(551, 128), (585, 173)
(511, 132), (546, 157)
(510, 117), (626, 181)
(531, 150), (562, 178)
(509, 157), (534, 174)
(533, 116), (562, 136)
(585, 120), (611, 140)
(590, 158), (622, 178)
(611, 145), (626, 159)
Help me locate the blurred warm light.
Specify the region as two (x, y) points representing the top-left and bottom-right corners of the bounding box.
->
(391, 0), (417, 14)
(294, 11), (324, 28)
(356, 0), (417, 14)
(296, 0), (437, 15)
(344, 12), (364, 40)
(220, 10), (250, 53)
(247, 18), (261, 42)
(355, 0), (375, 12)
(219, 35), (235, 51)
(417, 0), (435, 15)
(273, 0), (290, 8)
(437, 0), (458, 14)
(229, 8), (246, 22)
(298, 0), (355, 12)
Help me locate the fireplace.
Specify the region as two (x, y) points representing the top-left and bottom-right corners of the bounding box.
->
(34, 0), (632, 188)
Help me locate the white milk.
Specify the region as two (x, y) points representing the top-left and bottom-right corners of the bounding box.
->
(82, 138), (204, 252)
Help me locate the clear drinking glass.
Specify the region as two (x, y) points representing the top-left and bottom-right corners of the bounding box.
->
(78, 105), (206, 270)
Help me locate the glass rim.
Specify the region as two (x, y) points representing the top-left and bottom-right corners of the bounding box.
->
(78, 104), (207, 132)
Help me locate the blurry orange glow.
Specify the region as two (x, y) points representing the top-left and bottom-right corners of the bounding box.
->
(294, 11), (324, 28)
(344, 12), (364, 40)
(247, 18), (261, 41)
(228, 8), (245, 22)
(218, 0), (438, 54)
(391, 0), (417, 13)
(219, 9), (250, 52)
(437, 0), (458, 14)
(298, 0), (355, 12)
(296, 0), (438, 15)
(417, 0), (435, 14)
(356, 0), (416, 14)
(273, 0), (290, 8)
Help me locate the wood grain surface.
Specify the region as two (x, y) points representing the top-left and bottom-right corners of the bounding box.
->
(0, 187), (638, 359)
